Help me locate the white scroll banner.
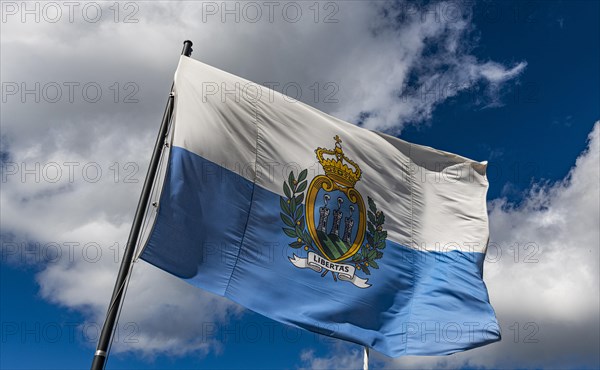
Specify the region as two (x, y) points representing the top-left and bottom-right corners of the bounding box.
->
(289, 252), (371, 289)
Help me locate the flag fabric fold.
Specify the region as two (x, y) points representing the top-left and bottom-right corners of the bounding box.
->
(139, 56), (500, 357)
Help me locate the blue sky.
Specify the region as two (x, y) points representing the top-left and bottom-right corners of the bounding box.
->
(1, 1), (599, 369)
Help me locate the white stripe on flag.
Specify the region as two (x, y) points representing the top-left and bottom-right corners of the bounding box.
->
(171, 56), (489, 253)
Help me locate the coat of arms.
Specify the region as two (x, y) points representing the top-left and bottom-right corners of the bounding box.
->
(280, 136), (387, 288)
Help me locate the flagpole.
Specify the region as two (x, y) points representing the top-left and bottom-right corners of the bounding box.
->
(363, 346), (369, 370)
(90, 40), (193, 370)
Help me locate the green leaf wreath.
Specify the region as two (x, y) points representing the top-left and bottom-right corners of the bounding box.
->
(350, 197), (386, 275)
(280, 169), (315, 251)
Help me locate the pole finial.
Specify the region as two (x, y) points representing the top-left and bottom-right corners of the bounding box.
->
(182, 40), (193, 57)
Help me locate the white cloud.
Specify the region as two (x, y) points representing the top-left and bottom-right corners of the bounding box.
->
(477, 61), (528, 84)
(297, 121), (600, 369)
(37, 260), (244, 357)
(1, 1), (528, 359)
(299, 347), (363, 370)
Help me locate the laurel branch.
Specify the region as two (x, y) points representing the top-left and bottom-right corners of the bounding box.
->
(350, 197), (386, 275)
(280, 169), (316, 251)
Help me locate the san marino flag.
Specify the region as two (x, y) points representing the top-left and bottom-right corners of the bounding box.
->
(137, 56), (501, 357)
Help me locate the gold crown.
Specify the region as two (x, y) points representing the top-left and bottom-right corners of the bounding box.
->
(315, 135), (362, 188)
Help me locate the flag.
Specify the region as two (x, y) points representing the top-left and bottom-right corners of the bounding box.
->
(138, 56), (501, 356)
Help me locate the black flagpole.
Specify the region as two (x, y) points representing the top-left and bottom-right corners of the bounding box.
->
(90, 40), (193, 370)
